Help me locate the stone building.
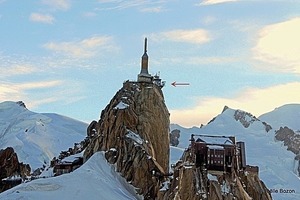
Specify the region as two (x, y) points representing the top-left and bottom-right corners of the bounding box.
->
(190, 134), (247, 173)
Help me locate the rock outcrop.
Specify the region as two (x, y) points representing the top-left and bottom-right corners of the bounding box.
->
(275, 126), (300, 155)
(0, 147), (31, 193)
(84, 81), (170, 199)
(170, 129), (180, 147)
(275, 126), (300, 177)
(163, 148), (272, 200)
(234, 109), (272, 132)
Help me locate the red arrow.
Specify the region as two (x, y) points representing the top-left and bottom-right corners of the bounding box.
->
(171, 81), (190, 87)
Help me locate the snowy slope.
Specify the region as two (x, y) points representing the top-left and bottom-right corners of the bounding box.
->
(170, 107), (300, 200)
(0, 152), (140, 200)
(259, 104), (300, 131)
(0, 101), (87, 170)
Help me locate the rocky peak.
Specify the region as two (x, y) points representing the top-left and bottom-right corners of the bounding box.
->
(84, 81), (170, 198)
(0, 147), (31, 193)
(209, 106), (272, 132)
(222, 105), (229, 113)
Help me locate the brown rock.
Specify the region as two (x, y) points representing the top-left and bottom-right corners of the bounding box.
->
(0, 147), (31, 193)
(84, 81), (170, 198)
(170, 129), (180, 147)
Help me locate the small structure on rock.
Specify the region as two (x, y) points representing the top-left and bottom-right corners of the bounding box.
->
(137, 38), (165, 88)
(190, 134), (247, 173)
(163, 134), (270, 200)
(53, 154), (83, 176)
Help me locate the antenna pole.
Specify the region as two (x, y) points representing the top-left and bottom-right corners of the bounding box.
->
(144, 37), (147, 53)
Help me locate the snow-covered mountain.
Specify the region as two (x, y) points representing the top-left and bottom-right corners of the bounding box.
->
(0, 152), (139, 200)
(0, 101), (88, 170)
(170, 105), (300, 200)
(0, 101), (141, 199)
(259, 104), (300, 131)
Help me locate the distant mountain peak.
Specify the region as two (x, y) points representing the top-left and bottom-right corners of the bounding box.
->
(0, 101), (87, 170)
(206, 106), (272, 133)
(259, 104), (300, 131)
(222, 105), (229, 113)
(16, 101), (26, 109)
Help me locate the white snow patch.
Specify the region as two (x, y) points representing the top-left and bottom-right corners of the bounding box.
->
(109, 148), (117, 152)
(207, 173), (218, 181)
(126, 130), (143, 145)
(61, 151), (83, 163)
(114, 101), (129, 110)
(207, 145), (224, 150)
(160, 180), (170, 191)
(221, 180), (230, 194)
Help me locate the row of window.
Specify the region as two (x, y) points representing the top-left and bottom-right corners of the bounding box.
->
(208, 154), (224, 158)
(56, 168), (71, 174)
(208, 160), (224, 165)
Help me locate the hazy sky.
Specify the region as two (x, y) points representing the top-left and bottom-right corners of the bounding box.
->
(1, 0), (300, 127)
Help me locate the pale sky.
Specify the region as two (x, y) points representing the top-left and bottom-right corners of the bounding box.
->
(0, 0), (299, 127)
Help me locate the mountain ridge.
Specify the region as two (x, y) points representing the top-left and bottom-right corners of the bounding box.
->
(0, 101), (88, 170)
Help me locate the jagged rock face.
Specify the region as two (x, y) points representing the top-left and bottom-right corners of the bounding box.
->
(275, 126), (300, 155)
(234, 110), (258, 128)
(84, 81), (170, 198)
(16, 101), (26, 108)
(163, 149), (272, 200)
(296, 157), (300, 176)
(170, 129), (180, 147)
(234, 110), (272, 132)
(276, 127), (300, 177)
(0, 147), (31, 192)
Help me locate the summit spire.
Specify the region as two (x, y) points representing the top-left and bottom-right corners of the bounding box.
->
(138, 37), (151, 82)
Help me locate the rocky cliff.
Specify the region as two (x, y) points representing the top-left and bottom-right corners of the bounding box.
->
(0, 147), (31, 192)
(84, 81), (170, 199)
(275, 126), (300, 176)
(275, 126), (300, 155)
